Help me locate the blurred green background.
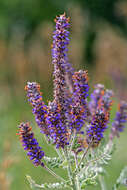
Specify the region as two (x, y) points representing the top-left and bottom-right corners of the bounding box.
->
(0, 0), (127, 190)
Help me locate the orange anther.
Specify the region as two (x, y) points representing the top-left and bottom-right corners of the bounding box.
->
(24, 86), (28, 90)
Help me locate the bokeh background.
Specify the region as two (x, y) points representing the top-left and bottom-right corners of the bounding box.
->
(0, 0), (127, 189)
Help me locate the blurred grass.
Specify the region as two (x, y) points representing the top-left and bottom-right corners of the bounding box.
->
(0, 95), (127, 190)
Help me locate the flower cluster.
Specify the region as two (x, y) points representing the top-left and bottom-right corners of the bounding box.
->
(86, 84), (113, 147)
(110, 101), (127, 140)
(69, 70), (89, 132)
(86, 109), (109, 147)
(18, 13), (127, 168)
(17, 122), (45, 167)
(25, 82), (49, 136)
(46, 101), (69, 148)
(89, 84), (105, 115)
(102, 89), (113, 112)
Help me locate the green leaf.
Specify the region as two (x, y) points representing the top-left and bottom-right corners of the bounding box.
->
(26, 175), (42, 190)
(26, 175), (68, 190)
(81, 178), (97, 189)
(44, 156), (62, 169)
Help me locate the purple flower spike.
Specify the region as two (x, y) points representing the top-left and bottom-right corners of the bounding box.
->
(72, 71), (89, 106)
(52, 13), (73, 108)
(102, 89), (113, 112)
(110, 101), (127, 140)
(86, 109), (109, 147)
(46, 101), (69, 148)
(53, 14), (74, 94)
(89, 85), (113, 121)
(25, 82), (49, 136)
(89, 84), (105, 115)
(50, 13), (74, 143)
(17, 122), (45, 167)
(86, 85), (113, 147)
(69, 70), (89, 132)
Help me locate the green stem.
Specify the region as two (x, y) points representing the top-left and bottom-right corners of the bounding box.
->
(69, 130), (76, 154)
(55, 148), (63, 161)
(63, 149), (77, 190)
(79, 144), (91, 168)
(99, 175), (107, 190)
(75, 175), (81, 190)
(74, 154), (81, 190)
(74, 153), (79, 172)
(44, 165), (66, 183)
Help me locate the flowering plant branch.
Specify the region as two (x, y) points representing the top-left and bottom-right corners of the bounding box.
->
(17, 13), (127, 190)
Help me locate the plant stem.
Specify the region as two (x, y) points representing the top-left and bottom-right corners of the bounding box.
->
(75, 175), (81, 190)
(55, 148), (63, 161)
(63, 149), (77, 190)
(74, 154), (81, 190)
(99, 175), (107, 190)
(69, 130), (76, 154)
(79, 144), (91, 168)
(74, 153), (79, 172)
(44, 165), (66, 183)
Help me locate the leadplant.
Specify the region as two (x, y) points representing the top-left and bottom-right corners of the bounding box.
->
(17, 13), (127, 190)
